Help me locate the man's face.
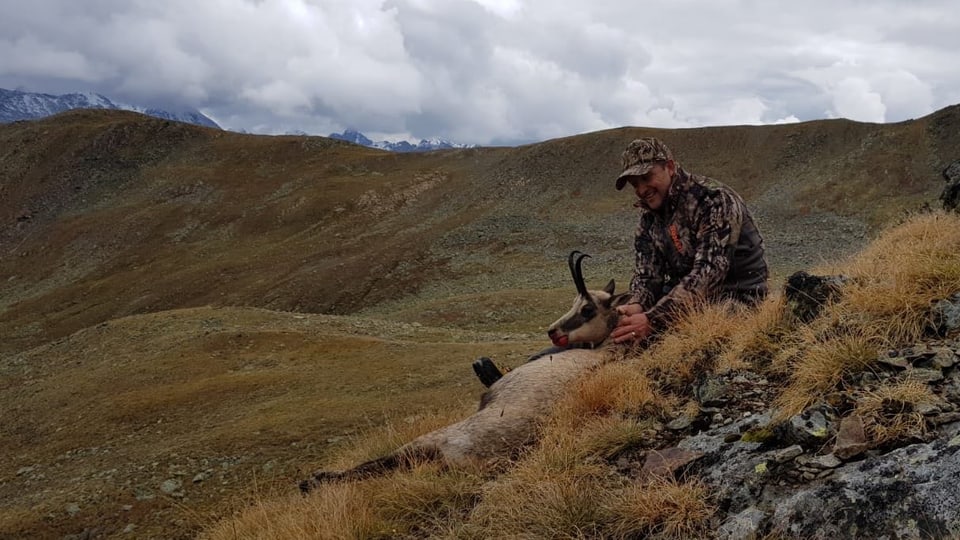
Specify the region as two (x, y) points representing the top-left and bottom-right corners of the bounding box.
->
(627, 160), (675, 211)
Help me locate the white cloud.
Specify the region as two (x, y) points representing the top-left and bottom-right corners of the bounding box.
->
(830, 77), (886, 122)
(0, 0), (957, 144)
(873, 70), (935, 121)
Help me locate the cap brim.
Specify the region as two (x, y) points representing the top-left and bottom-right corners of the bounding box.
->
(615, 163), (654, 190)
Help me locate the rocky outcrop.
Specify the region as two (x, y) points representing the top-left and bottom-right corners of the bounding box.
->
(942, 160), (960, 212)
(622, 336), (960, 539)
(617, 278), (960, 539)
(784, 271), (849, 322)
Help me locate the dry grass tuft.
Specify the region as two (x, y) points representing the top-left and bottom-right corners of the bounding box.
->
(772, 329), (878, 419)
(718, 294), (792, 372)
(204, 463), (485, 540)
(826, 211), (960, 344)
(638, 300), (745, 390)
(202, 484), (379, 540)
(855, 380), (936, 447)
(467, 442), (615, 538)
(607, 476), (716, 539)
(561, 362), (670, 419)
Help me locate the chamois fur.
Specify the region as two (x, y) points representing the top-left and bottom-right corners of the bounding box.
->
(300, 252), (631, 492)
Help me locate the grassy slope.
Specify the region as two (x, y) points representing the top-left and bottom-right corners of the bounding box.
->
(0, 106), (958, 538)
(202, 211), (960, 540)
(0, 307), (543, 538)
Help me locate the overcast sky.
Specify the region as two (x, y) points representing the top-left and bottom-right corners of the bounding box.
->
(1, 0), (958, 145)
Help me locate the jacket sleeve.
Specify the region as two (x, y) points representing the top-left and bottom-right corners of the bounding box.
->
(629, 214), (665, 311)
(644, 191), (743, 329)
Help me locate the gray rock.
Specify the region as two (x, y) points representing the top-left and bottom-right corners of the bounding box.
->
(695, 375), (729, 407)
(931, 293), (960, 336)
(772, 445), (804, 463)
(783, 409), (832, 447)
(771, 441), (960, 539)
(717, 506), (768, 540)
(784, 271), (849, 322)
(932, 347), (958, 369)
(876, 352), (910, 369)
(160, 479), (183, 496)
(807, 453), (843, 469)
(640, 447), (704, 479)
(904, 367), (944, 383)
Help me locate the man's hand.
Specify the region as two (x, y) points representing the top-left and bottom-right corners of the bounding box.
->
(611, 304), (653, 344)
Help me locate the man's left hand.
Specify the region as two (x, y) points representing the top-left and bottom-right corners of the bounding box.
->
(611, 308), (653, 344)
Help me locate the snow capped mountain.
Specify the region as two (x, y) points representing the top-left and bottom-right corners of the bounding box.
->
(0, 88), (469, 151)
(329, 129), (473, 153)
(329, 129), (375, 147)
(0, 88), (220, 129)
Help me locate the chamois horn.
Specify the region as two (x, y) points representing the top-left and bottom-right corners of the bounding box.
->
(567, 251), (591, 297)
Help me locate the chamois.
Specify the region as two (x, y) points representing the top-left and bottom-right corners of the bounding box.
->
(299, 251), (632, 492)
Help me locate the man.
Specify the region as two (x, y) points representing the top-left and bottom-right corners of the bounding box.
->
(609, 137), (768, 344)
(473, 137), (768, 387)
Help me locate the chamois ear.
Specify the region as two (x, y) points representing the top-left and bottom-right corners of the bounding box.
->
(603, 279), (616, 295)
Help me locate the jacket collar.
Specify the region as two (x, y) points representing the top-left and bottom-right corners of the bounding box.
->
(660, 166), (691, 216)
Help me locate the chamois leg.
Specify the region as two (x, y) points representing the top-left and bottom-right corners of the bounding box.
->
(299, 446), (441, 494)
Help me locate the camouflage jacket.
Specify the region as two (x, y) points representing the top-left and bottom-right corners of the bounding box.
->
(630, 167), (768, 329)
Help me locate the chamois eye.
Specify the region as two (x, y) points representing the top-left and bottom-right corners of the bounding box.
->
(580, 305), (596, 318)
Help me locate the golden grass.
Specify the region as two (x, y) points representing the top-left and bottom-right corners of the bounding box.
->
(855, 380), (936, 447)
(467, 457), (614, 539)
(718, 294), (791, 372)
(824, 211), (960, 344)
(635, 300), (744, 389)
(203, 464), (485, 540)
(561, 362), (670, 419)
(772, 329), (879, 419)
(607, 477), (716, 539)
(202, 485), (379, 540)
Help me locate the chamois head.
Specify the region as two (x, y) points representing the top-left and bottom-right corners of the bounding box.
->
(546, 251), (632, 348)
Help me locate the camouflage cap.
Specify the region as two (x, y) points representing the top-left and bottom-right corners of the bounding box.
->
(615, 137), (674, 190)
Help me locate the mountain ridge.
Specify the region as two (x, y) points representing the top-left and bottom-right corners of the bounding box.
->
(0, 87), (220, 129)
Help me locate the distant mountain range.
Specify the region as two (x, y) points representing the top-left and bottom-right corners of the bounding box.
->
(328, 129), (474, 153)
(0, 88), (470, 152)
(0, 88), (220, 129)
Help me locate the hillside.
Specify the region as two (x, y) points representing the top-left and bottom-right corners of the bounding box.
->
(0, 106), (958, 538)
(2, 107), (958, 354)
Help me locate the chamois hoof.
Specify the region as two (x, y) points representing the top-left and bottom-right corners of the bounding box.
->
(473, 357), (503, 388)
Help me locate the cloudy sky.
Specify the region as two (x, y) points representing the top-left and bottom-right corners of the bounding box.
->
(1, 0), (958, 145)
